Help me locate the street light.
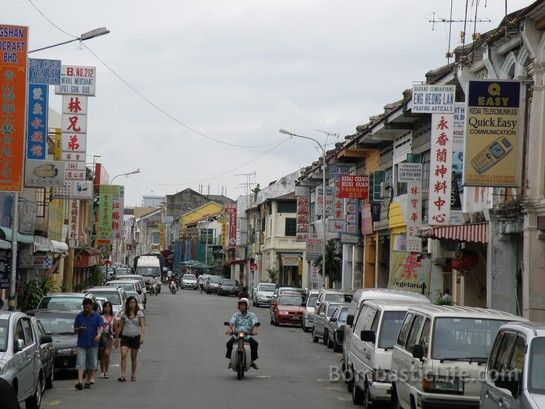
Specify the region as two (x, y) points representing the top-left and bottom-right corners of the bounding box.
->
(110, 168), (141, 184)
(29, 27), (110, 54)
(279, 129), (327, 288)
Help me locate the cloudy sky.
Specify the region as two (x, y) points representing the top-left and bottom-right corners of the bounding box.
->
(6, 0), (534, 206)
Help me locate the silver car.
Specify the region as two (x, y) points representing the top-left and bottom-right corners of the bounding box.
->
(253, 282), (276, 307)
(181, 273), (197, 289)
(303, 290), (319, 332)
(0, 311), (50, 408)
(85, 287), (127, 317)
(312, 301), (342, 345)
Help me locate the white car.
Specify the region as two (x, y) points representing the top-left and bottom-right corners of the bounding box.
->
(181, 274), (197, 289)
(253, 282), (276, 307)
(302, 289), (319, 332)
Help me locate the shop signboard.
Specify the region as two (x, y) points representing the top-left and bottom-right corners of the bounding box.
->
(0, 25), (28, 192)
(464, 80), (521, 187)
(28, 58), (61, 85)
(411, 84), (455, 114)
(55, 65), (96, 96)
(26, 83), (48, 160)
(305, 238), (322, 261)
(24, 160), (65, 187)
(387, 250), (429, 293)
(337, 175), (369, 199)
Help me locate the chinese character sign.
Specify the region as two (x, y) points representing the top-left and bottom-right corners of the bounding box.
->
(296, 194), (310, 242)
(97, 185), (117, 240)
(429, 114), (454, 225)
(337, 175), (369, 199)
(0, 25), (28, 191)
(111, 186), (124, 241)
(405, 164), (422, 252)
(411, 84), (455, 114)
(26, 84), (48, 160)
(225, 203), (237, 246)
(316, 187), (334, 217)
(387, 250), (429, 293)
(68, 200), (80, 247)
(464, 81), (521, 187)
(28, 58), (61, 85)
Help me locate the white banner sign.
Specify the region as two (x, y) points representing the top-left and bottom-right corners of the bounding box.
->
(62, 113), (87, 134)
(61, 133), (87, 153)
(64, 161), (86, 181)
(398, 162), (423, 183)
(68, 200), (79, 247)
(62, 95), (88, 115)
(55, 65), (96, 96)
(52, 181), (93, 200)
(412, 84), (455, 114)
(24, 160), (65, 187)
(406, 164), (422, 252)
(429, 114), (454, 225)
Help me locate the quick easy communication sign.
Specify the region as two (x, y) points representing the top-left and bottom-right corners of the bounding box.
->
(412, 84), (455, 114)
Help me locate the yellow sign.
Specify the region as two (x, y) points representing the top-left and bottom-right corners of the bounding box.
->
(53, 129), (62, 160)
(47, 199), (64, 241)
(464, 81), (521, 187)
(387, 250), (429, 293)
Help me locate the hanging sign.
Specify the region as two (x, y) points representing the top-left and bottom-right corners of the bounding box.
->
(337, 175), (369, 199)
(24, 160), (65, 187)
(26, 83), (48, 160)
(55, 65), (96, 96)
(411, 84), (455, 114)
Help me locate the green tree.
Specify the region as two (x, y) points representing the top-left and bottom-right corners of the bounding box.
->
(313, 239), (342, 287)
(266, 268), (279, 284)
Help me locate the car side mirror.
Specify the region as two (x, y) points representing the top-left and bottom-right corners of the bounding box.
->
(346, 314), (354, 326)
(330, 317), (338, 323)
(15, 338), (25, 352)
(360, 330), (375, 343)
(412, 344), (425, 360)
(40, 335), (52, 345)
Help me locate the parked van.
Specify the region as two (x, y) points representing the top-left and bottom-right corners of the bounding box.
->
(315, 289), (353, 311)
(135, 255), (162, 291)
(347, 300), (423, 406)
(481, 322), (545, 409)
(342, 288), (430, 385)
(390, 305), (526, 409)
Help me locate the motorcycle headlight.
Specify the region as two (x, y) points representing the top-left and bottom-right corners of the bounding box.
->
(279, 311), (289, 315)
(238, 332), (246, 337)
(56, 347), (78, 356)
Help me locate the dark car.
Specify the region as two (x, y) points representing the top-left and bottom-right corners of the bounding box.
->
(204, 275), (222, 294)
(217, 279), (242, 296)
(270, 293), (305, 327)
(28, 310), (79, 373)
(326, 305), (349, 352)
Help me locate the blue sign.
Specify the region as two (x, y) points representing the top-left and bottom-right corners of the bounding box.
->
(329, 165), (351, 181)
(28, 58), (61, 85)
(26, 84), (48, 160)
(0, 192), (14, 228)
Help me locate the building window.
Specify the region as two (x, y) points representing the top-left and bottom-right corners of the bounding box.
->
(395, 163), (408, 196)
(35, 188), (48, 218)
(421, 150), (431, 190)
(277, 200), (297, 213)
(285, 218), (296, 236)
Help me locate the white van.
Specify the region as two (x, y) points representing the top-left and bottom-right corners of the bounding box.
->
(390, 305), (526, 409)
(348, 300), (424, 406)
(342, 289), (430, 385)
(135, 256), (161, 291)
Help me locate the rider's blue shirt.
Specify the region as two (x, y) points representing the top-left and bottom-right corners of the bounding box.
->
(230, 310), (259, 333)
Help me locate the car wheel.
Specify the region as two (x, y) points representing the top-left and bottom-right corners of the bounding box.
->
(45, 366), (54, 390)
(26, 372), (42, 409)
(362, 381), (375, 409)
(270, 315), (274, 325)
(322, 329), (328, 345)
(391, 384), (401, 409)
(352, 374), (365, 405)
(312, 329), (319, 343)
(347, 366), (354, 393)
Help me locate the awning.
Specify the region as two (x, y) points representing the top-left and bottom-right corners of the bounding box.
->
(74, 247), (99, 268)
(51, 240), (68, 254)
(0, 226), (34, 244)
(429, 223), (489, 244)
(34, 236), (54, 252)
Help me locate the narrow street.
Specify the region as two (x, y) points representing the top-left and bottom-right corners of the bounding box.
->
(44, 287), (353, 409)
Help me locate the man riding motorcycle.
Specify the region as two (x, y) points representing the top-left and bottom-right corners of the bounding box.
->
(225, 298), (259, 369)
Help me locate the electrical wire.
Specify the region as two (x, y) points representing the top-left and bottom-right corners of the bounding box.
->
(26, 0), (281, 150)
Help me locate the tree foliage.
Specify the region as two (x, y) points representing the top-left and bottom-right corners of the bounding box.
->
(313, 239), (342, 287)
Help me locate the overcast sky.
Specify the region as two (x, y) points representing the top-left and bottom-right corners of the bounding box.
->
(6, 0), (534, 206)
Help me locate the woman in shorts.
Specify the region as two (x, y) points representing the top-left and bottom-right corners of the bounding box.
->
(99, 301), (114, 378)
(115, 296), (145, 382)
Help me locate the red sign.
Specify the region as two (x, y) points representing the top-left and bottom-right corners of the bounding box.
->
(337, 175), (369, 199)
(0, 25), (28, 191)
(225, 204), (237, 246)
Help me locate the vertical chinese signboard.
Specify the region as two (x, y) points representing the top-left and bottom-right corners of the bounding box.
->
(0, 25), (28, 191)
(111, 186), (124, 241)
(451, 102), (465, 224)
(296, 194), (310, 242)
(224, 203), (237, 246)
(345, 198), (359, 235)
(97, 185), (117, 240)
(26, 83), (48, 160)
(429, 114), (454, 225)
(463, 80), (521, 187)
(316, 187), (334, 217)
(398, 163), (422, 252)
(68, 200), (79, 247)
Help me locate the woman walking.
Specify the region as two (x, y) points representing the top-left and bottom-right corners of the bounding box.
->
(115, 296), (145, 382)
(99, 301), (115, 379)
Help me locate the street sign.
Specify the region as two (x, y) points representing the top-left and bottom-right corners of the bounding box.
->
(28, 58), (61, 85)
(26, 83), (48, 160)
(411, 84), (455, 114)
(55, 65), (96, 96)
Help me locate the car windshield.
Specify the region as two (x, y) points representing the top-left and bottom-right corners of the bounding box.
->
(432, 318), (509, 360)
(209, 276), (222, 283)
(307, 294), (318, 308)
(91, 291), (121, 305)
(0, 319), (7, 352)
(36, 315), (74, 335)
(339, 308), (348, 323)
(529, 337), (545, 394)
(115, 268), (130, 274)
(378, 310), (407, 349)
(259, 283), (276, 292)
(325, 293), (344, 303)
(327, 304), (340, 317)
(222, 280), (236, 285)
(107, 282), (134, 291)
(38, 296), (83, 311)
(118, 276), (144, 285)
(136, 266), (160, 277)
(279, 295), (302, 306)
(183, 274), (196, 280)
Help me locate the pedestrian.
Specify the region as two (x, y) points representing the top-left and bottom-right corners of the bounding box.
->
(99, 301), (115, 379)
(74, 298), (104, 390)
(441, 288), (453, 305)
(0, 378), (18, 409)
(115, 296), (145, 382)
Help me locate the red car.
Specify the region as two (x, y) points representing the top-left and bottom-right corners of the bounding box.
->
(270, 293), (305, 327)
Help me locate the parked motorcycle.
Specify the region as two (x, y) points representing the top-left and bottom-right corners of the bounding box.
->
(224, 322), (260, 380)
(169, 280), (177, 294)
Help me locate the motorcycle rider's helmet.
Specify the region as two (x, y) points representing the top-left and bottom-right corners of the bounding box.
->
(238, 298), (249, 307)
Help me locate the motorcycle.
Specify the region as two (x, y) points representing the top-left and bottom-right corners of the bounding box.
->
(224, 322), (260, 380)
(150, 278), (161, 295)
(169, 280), (177, 294)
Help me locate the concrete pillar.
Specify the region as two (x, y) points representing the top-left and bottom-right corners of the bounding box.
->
(523, 206), (545, 321)
(64, 248), (74, 292)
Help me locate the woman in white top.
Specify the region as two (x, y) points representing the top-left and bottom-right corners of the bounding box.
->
(114, 296), (145, 382)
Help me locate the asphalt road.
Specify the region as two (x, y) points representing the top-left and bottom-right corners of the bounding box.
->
(42, 286), (354, 409)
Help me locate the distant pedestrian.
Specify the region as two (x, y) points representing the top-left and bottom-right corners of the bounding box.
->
(441, 288), (453, 305)
(99, 301), (115, 379)
(238, 286), (249, 299)
(115, 296), (145, 382)
(74, 298), (104, 390)
(0, 378), (18, 409)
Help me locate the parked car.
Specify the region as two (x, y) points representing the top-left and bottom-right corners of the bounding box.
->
(342, 288), (430, 387)
(315, 289), (354, 311)
(116, 274), (147, 293)
(105, 280), (145, 309)
(31, 317), (54, 390)
(37, 292), (90, 312)
(180, 273), (197, 289)
(326, 304), (349, 352)
(85, 287), (127, 316)
(272, 286), (307, 303)
(390, 305), (526, 409)
(0, 311), (50, 408)
(302, 289), (320, 332)
(218, 279), (242, 296)
(480, 321), (545, 409)
(204, 275), (222, 294)
(253, 282), (276, 307)
(270, 293), (305, 326)
(27, 310), (79, 374)
(196, 274), (210, 290)
(312, 301), (343, 344)
(346, 300), (420, 406)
